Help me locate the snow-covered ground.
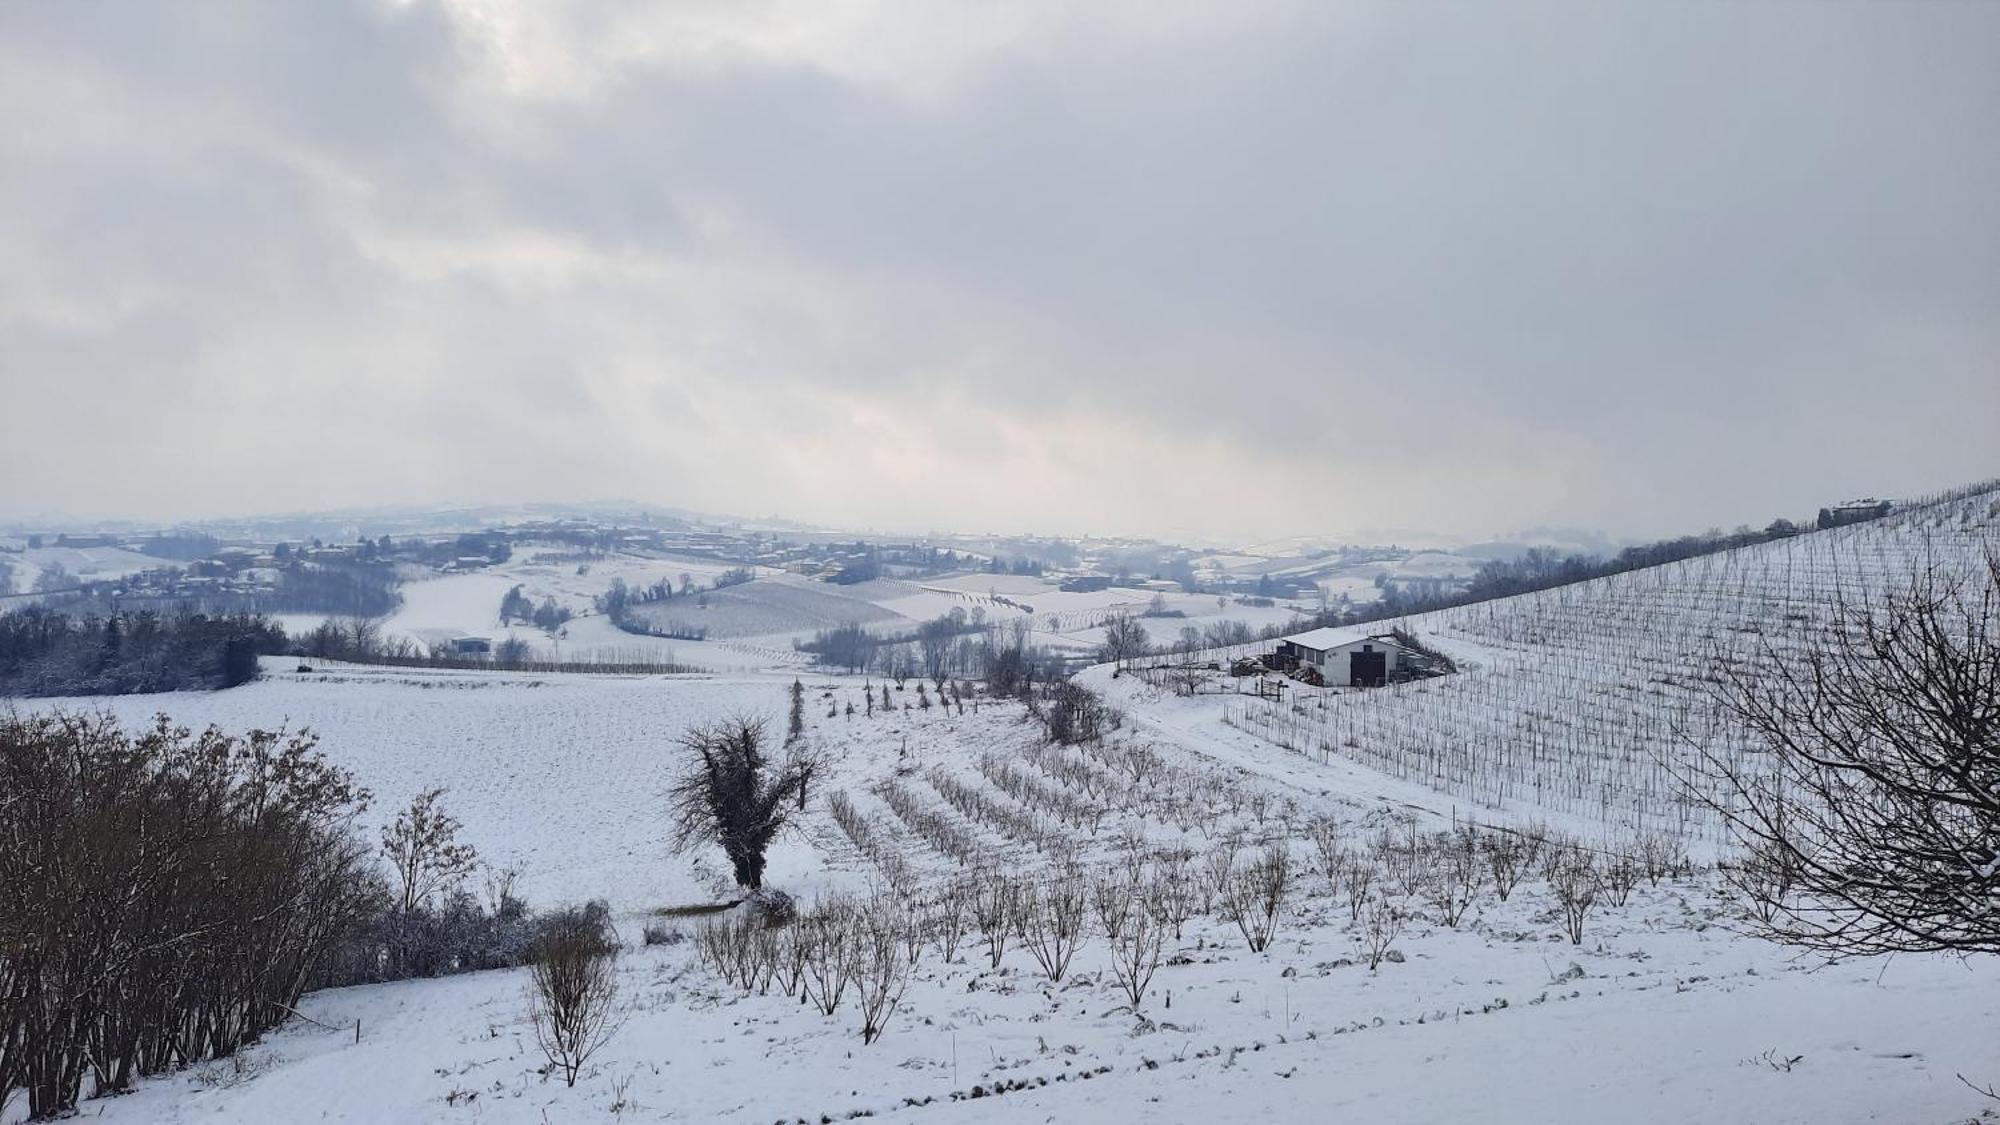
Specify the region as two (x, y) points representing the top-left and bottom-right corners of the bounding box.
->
(14, 647), (1999, 1122)
(10, 490), (1998, 1123)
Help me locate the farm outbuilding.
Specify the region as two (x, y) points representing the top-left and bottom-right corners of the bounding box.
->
(1272, 627), (1426, 687)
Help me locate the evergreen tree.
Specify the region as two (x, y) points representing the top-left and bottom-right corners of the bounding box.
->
(786, 678), (806, 745)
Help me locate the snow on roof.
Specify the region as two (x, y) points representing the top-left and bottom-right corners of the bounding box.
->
(1279, 625), (1407, 652)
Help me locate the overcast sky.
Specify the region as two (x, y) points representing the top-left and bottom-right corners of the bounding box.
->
(2, 1), (1994, 543)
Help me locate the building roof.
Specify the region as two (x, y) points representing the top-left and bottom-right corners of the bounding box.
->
(1279, 626), (1409, 653)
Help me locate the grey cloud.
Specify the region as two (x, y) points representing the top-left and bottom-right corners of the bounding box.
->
(1, 1), (1994, 540)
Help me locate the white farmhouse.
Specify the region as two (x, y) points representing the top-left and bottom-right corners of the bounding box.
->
(1274, 626), (1424, 687)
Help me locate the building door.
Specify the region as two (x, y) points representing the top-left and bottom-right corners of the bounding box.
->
(1350, 648), (1387, 687)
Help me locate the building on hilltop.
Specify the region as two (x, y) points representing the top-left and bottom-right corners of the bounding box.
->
(1817, 499), (1893, 530)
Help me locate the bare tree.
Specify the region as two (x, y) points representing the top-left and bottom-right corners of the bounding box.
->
(1690, 550), (2000, 957)
(667, 718), (809, 891)
(1099, 612), (1149, 670)
(382, 788), (481, 913)
(528, 912), (622, 1088)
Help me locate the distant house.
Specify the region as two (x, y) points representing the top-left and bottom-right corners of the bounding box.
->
(1059, 576), (1114, 593)
(1817, 499), (1893, 530)
(1272, 627), (1425, 688)
(451, 637), (492, 657)
(54, 534), (118, 549)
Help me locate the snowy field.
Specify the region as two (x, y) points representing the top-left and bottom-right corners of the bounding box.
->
(13, 647), (2000, 1121)
(347, 553), (1326, 672)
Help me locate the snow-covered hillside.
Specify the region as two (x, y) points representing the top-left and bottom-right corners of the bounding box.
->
(9, 488), (1998, 1124)
(1220, 485), (2000, 844)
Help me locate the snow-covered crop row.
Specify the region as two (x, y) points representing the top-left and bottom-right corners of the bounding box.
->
(1222, 487), (2000, 840)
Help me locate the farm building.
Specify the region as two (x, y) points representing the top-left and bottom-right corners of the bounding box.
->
(1271, 627), (1431, 687)
(1817, 498), (1893, 529)
(450, 636), (492, 657)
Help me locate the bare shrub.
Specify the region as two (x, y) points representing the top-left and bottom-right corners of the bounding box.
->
(1551, 848), (1598, 945)
(1341, 856), (1377, 922)
(855, 903), (911, 1044)
(1599, 848), (1640, 908)
(1150, 850), (1199, 939)
(529, 910), (622, 1088)
(1107, 896), (1167, 1011)
(1637, 829), (1688, 886)
(1305, 815), (1345, 894)
(1359, 894), (1405, 971)
(799, 902), (855, 1015)
(1423, 844), (1482, 927)
(1092, 866), (1141, 941)
(1018, 876), (1088, 982)
(926, 882), (971, 964)
(974, 876), (1019, 969)
(0, 715), (378, 1118)
(1483, 832), (1530, 902)
(383, 787), (481, 913)
(1222, 844), (1290, 953)
(1201, 832), (1244, 913)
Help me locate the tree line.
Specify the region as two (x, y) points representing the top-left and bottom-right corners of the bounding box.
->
(0, 608), (284, 696)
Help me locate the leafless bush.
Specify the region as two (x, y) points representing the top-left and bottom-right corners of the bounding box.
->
(974, 876), (1019, 968)
(529, 911), (622, 1088)
(1359, 894), (1405, 971)
(800, 902), (855, 1015)
(1018, 875), (1088, 982)
(854, 903), (911, 1044)
(1551, 848), (1598, 944)
(1483, 832), (1529, 901)
(1423, 843), (1482, 928)
(1637, 829), (1688, 885)
(1222, 845), (1290, 953)
(0, 715), (378, 1118)
(1107, 895), (1167, 1011)
(1093, 866), (1141, 941)
(1341, 857), (1378, 922)
(695, 913), (770, 991)
(383, 788), (481, 913)
(928, 767), (1056, 852)
(1150, 850), (1199, 939)
(1305, 815), (1346, 894)
(926, 882), (972, 963)
(1202, 832), (1244, 913)
(1600, 848), (1640, 908)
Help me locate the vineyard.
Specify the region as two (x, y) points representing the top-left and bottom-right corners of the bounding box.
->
(1221, 483), (2000, 842)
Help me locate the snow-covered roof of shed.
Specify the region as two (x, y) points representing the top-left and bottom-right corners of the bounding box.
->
(1279, 626), (1409, 652)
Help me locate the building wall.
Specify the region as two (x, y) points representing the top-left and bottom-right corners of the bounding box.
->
(1300, 639), (1411, 684)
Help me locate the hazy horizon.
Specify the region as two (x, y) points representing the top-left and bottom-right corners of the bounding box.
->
(4, 1), (1996, 543)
